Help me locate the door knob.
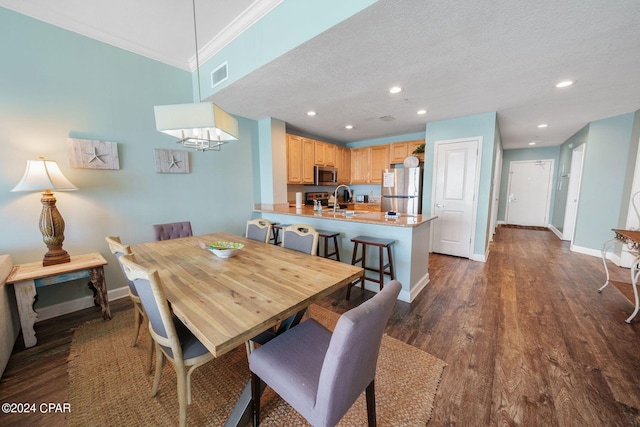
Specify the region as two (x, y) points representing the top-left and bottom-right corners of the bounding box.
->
(436, 204), (445, 208)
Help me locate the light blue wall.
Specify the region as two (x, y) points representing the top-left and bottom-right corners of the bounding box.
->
(424, 112), (497, 256)
(574, 112), (637, 249)
(0, 8), (260, 307)
(498, 146), (561, 222)
(200, 0), (378, 100)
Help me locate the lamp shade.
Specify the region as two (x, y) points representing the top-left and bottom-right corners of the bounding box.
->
(11, 158), (78, 192)
(154, 102), (239, 142)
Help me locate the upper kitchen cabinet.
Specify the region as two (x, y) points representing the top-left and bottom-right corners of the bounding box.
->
(408, 140), (425, 162)
(351, 147), (371, 184)
(286, 134), (315, 184)
(335, 146), (351, 184)
(389, 139), (425, 163)
(369, 145), (390, 184)
(315, 140), (336, 167)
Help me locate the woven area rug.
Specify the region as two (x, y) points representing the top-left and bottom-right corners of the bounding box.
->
(67, 304), (446, 426)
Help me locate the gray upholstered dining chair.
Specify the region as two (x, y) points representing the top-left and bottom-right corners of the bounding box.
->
(249, 280), (402, 427)
(246, 223), (319, 356)
(281, 224), (319, 255)
(152, 221), (193, 241)
(105, 236), (153, 374)
(246, 218), (272, 243)
(118, 253), (214, 427)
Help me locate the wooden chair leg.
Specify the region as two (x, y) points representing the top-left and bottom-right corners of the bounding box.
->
(152, 343), (163, 397)
(132, 305), (142, 346)
(251, 372), (262, 427)
(176, 363), (188, 427)
(366, 380), (376, 427)
(146, 329), (154, 375)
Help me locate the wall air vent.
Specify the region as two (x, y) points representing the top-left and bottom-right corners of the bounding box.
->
(379, 115), (395, 122)
(211, 62), (228, 88)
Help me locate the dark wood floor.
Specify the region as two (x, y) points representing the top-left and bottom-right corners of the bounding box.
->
(1, 226), (639, 426)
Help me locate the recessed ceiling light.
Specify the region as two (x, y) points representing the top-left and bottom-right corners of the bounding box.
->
(537, 123), (548, 128)
(307, 111), (316, 116)
(556, 80), (575, 88)
(417, 109), (427, 115)
(529, 142), (537, 146)
(345, 125), (353, 130)
(389, 86), (402, 94)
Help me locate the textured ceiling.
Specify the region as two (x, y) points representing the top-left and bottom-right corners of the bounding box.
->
(2, 0), (640, 149)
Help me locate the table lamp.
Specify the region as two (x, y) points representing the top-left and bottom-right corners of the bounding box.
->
(11, 157), (78, 266)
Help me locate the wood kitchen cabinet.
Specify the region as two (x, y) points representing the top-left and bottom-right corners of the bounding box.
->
(389, 142), (409, 164)
(335, 146), (351, 184)
(287, 134), (315, 184)
(408, 139), (425, 162)
(350, 147), (371, 184)
(369, 144), (390, 184)
(315, 140), (336, 167)
(389, 139), (425, 163)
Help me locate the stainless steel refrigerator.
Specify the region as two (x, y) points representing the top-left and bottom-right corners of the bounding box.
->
(381, 167), (423, 215)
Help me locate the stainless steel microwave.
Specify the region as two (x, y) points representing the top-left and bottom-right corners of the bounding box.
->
(314, 166), (338, 185)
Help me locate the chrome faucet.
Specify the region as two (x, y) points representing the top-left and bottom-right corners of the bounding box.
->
(333, 184), (353, 213)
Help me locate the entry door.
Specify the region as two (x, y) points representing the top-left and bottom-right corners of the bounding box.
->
(563, 145), (585, 241)
(505, 160), (554, 227)
(432, 138), (480, 258)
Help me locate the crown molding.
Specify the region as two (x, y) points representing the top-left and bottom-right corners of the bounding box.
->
(188, 0), (284, 71)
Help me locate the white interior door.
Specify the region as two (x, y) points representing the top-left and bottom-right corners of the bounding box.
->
(505, 160), (554, 227)
(432, 138), (480, 258)
(563, 145), (585, 241)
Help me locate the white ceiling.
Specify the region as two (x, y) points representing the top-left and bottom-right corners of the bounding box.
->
(2, 0), (640, 149)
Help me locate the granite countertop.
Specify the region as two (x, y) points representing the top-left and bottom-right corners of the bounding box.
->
(255, 205), (437, 227)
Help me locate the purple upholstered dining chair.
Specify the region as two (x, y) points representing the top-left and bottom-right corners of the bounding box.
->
(249, 280), (402, 427)
(152, 221), (193, 241)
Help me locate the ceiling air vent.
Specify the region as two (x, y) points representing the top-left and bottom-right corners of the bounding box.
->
(379, 115), (395, 122)
(211, 62), (228, 88)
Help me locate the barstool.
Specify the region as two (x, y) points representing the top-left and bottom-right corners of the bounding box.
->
(347, 236), (395, 300)
(316, 230), (341, 261)
(271, 223), (290, 245)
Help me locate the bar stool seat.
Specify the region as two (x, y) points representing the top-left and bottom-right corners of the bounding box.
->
(316, 230), (341, 261)
(347, 236), (395, 300)
(271, 223), (290, 246)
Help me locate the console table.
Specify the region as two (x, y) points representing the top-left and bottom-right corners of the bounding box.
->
(600, 229), (640, 323)
(5, 252), (111, 347)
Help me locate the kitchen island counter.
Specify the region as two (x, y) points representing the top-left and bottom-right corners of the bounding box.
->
(256, 205), (436, 227)
(254, 205), (437, 302)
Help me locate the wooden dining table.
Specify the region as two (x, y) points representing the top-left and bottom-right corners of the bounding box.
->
(131, 232), (363, 425)
(131, 232), (363, 358)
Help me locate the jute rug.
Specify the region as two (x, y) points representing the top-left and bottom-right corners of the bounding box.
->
(67, 304), (446, 426)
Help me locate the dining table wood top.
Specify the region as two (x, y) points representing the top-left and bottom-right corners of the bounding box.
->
(131, 232), (363, 357)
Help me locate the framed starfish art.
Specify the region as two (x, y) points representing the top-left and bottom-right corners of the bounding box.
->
(67, 138), (120, 169)
(153, 149), (190, 173)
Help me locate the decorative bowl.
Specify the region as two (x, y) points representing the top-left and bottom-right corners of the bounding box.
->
(207, 241), (244, 258)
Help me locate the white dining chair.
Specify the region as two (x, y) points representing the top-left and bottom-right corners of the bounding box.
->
(118, 253), (214, 427)
(246, 218), (272, 243)
(105, 236), (153, 374)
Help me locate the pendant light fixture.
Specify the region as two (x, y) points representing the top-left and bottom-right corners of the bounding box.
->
(153, 0), (238, 152)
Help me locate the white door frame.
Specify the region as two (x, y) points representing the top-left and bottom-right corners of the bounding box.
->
(505, 159), (555, 226)
(431, 136), (483, 259)
(489, 144), (503, 241)
(563, 144), (585, 243)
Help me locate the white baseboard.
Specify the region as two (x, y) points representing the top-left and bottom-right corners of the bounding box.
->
(570, 244), (603, 259)
(548, 224), (563, 240)
(407, 273), (430, 303)
(470, 251), (487, 262)
(36, 286), (129, 322)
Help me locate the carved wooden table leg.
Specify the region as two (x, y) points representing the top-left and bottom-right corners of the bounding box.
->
(88, 266), (111, 320)
(14, 279), (38, 348)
